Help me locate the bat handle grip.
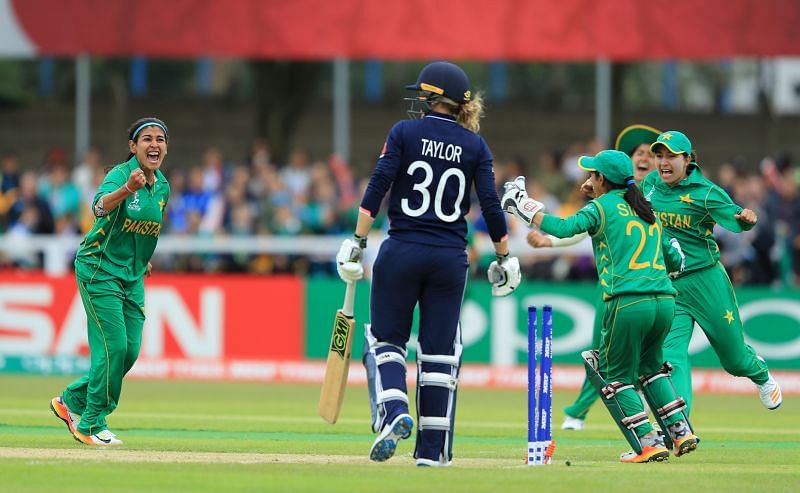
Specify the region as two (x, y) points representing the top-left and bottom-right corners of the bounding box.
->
(342, 281), (356, 317)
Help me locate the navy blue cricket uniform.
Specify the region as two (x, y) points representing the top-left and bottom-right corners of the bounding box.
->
(361, 111), (507, 348)
(361, 111), (507, 462)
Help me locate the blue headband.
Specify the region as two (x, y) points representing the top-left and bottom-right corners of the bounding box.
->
(626, 178), (636, 186)
(131, 122), (168, 141)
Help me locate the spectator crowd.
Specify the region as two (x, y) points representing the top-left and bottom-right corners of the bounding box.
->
(1, 138), (798, 287)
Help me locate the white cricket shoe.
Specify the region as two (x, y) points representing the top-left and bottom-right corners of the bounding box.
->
(561, 416), (585, 431)
(73, 428), (124, 446)
(369, 413), (413, 462)
(757, 373), (782, 410)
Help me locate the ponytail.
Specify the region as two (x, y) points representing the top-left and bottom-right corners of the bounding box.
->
(456, 92), (484, 133)
(623, 178), (656, 224)
(600, 172), (656, 224)
(430, 92), (485, 134)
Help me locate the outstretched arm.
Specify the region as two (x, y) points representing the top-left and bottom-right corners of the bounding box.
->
(537, 205), (600, 238)
(501, 176), (599, 237)
(527, 230), (589, 248)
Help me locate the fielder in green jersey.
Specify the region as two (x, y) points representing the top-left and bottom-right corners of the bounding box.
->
(526, 125), (663, 431)
(641, 130), (782, 413)
(50, 117), (171, 446)
(502, 150), (698, 463)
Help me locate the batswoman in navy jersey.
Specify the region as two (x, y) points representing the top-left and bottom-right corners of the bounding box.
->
(336, 61), (519, 467)
(360, 113), (507, 247)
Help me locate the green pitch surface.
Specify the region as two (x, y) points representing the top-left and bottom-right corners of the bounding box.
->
(1, 375), (798, 493)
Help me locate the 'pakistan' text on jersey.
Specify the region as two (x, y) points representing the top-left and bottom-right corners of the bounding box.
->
(360, 112), (507, 248)
(75, 156), (170, 282)
(639, 166), (753, 278)
(540, 190), (677, 300)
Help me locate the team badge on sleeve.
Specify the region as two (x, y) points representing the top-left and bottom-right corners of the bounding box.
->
(379, 142), (388, 158)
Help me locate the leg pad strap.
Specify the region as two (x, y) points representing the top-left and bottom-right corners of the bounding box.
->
(376, 351), (407, 367)
(657, 398), (687, 420)
(419, 372), (458, 390)
(621, 411), (649, 430)
(378, 388), (409, 405)
(418, 416), (451, 431)
(639, 362), (672, 387)
(602, 381), (635, 399)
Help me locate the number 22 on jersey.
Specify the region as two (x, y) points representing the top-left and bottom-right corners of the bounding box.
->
(625, 220), (665, 271)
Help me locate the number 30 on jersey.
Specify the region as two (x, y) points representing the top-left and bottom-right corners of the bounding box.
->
(401, 160), (466, 223)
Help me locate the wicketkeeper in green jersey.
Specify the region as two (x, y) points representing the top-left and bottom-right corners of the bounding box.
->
(641, 130), (782, 413)
(527, 124), (663, 431)
(502, 150), (699, 463)
(50, 117), (171, 446)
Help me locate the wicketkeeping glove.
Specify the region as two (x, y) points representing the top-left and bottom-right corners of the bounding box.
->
(336, 236), (364, 282)
(487, 254), (521, 297)
(501, 176), (545, 226)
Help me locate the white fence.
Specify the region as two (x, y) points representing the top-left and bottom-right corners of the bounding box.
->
(0, 233), (593, 276)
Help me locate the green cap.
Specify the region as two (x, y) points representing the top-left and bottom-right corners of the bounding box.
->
(578, 149), (634, 185)
(650, 130), (692, 155)
(614, 124), (661, 156)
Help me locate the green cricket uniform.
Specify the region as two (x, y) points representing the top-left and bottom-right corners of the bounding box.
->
(563, 288), (603, 420)
(63, 156), (170, 435)
(640, 166), (769, 413)
(541, 190), (684, 436)
(563, 125), (663, 424)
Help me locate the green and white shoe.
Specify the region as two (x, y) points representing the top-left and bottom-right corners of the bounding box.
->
(757, 373), (782, 410)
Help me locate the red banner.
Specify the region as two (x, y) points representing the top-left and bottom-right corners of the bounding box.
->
(5, 0), (800, 60)
(0, 273), (303, 361)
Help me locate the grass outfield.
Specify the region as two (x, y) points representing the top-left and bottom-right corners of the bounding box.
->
(0, 375), (798, 493)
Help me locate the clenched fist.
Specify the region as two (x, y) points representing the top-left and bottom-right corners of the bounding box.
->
(527, 230), (553, 248)
(734, 208), (757, 225)
(127, 168), (146, 192)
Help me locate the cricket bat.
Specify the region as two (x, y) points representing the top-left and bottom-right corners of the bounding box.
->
(318, 280), (356, 424)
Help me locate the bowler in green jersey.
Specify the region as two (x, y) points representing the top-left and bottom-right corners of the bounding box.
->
(503, 150), (698, 463)
(50, 117), (172, 446)
(641, 130), (782, 413)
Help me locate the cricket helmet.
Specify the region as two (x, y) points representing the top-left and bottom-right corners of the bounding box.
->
(405, 61), (472, 104)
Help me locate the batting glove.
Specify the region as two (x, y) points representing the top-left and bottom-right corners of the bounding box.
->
(336, 237), (364, 282)
(487, 254), (521, 297)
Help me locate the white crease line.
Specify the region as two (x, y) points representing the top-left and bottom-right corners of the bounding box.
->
(1, 409), (798, 435)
